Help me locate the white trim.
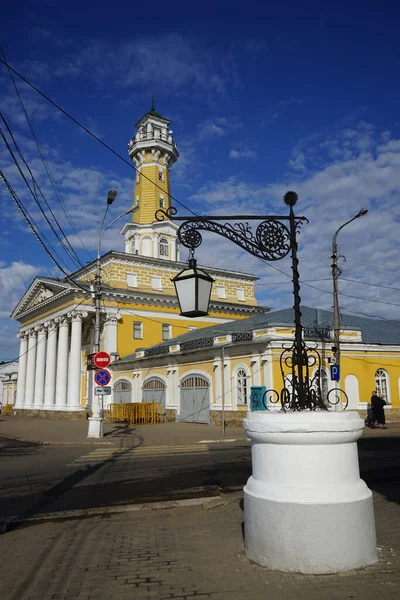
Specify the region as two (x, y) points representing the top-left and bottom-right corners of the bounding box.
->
(119, 308), (231, 323)
(233, 363), (251, 409)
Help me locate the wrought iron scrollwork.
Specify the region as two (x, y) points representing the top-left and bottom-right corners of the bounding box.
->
(177, 218), (296, 261)
(263, 341), (348, 411)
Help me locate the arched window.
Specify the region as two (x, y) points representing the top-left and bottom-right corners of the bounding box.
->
(237, 368), (248, 405)
(375, 369), (390, 404)
(159, 237), (169, 257)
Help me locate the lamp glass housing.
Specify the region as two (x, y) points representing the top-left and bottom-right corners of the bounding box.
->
(172, 258), (214, 318)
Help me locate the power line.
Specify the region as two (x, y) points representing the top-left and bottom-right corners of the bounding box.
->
(0, 46), (93, 264)
(1, 120), (83, 269)
(0, 57), (198, 217)
(340, 277), (400, 293)
(339, 291), (400, 308)
(0, 170), (89, 293)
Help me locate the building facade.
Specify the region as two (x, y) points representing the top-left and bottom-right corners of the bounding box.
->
(11, 105), (267, 417)
(110, 307), (400, 424)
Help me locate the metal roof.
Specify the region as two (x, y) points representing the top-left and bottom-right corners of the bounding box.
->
(118, 306), (400, 362)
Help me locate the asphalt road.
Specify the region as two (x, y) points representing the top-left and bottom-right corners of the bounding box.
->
(1, 432), (399, 522)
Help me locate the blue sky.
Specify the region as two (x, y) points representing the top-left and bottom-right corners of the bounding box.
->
(1, 0), (400, 359)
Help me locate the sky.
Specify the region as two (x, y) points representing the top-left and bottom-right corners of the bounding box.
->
(1, 0), (400, 360)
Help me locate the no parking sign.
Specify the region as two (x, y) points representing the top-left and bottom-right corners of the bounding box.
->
(94, 369), (112, 386)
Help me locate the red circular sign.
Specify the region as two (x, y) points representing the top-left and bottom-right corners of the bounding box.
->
(94, 351), (111, 368)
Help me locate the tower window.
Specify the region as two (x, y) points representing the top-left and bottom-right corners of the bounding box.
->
(158, 171), (163, 181)
(159, 237), (169, 257)
(136, 173), (140, 183)
(159, 196), (165, 208)
(135, 195), (139, 205)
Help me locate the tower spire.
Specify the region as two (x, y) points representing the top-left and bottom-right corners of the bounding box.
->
(151, 94), (155, 113)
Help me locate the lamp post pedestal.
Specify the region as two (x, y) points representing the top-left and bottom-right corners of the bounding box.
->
(87, 400), (104, 438)
(243, 411), (377, 574)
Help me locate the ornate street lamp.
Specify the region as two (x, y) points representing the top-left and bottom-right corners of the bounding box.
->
(157, 190), (346, 411)
(172, 255), (214, 317)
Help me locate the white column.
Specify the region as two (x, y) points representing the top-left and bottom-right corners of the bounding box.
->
(33, 325), (47, 409)
(104, 314), (118, 407)
(44, 321), (57, 409)
(25, 329), (37, 409)
(15, 332), (28, 408)
(251, 354), (261, 386)
(152, 234), (159, 258)
(55, 316), (69, 410)
(67, 311), (86, 410)
(170, 237), (177, 261)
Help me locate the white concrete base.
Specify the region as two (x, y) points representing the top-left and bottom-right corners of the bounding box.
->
(243, 411), (377, 574)
(87, 416), (104, 438)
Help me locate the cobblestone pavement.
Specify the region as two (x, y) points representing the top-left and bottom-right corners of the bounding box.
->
(1, 489), (399, 600)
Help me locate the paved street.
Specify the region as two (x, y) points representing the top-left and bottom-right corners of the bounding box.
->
(1, 419), (400, 599)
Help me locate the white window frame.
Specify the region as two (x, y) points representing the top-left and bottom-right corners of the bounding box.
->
(216, 285), (226, 299)
(237, 288), (245, 301)
(159, 237), (169, 257)
(133, 321), (143, 339)
(162, 323), (172, 341)
(159, 195), (165, 208)
(126, 273), (138, 288)
(151, 276), (162, 291)
(375, 368), (391, 404)
(136, 173), (140, 183)
(236, 366), (249, 406)
(158, 170), (163, 181)
(135, 195), (139, 205)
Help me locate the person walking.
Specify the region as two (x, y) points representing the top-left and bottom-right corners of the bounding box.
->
(371, 390), (387, 429)
(365, 400), (375, 428)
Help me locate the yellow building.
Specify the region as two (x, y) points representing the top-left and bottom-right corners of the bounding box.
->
(11, 104), (267, 416)
(111, 306), (400, 424)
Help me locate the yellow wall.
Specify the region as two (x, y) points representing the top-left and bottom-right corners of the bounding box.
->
(134, 157), (170, 224)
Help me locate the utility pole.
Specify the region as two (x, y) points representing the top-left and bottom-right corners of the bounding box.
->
(331, 209), (368, 407)
(87, 189), (117, 439)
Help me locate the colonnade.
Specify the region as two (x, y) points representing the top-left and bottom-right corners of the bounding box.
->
(15, 311), (88, 411)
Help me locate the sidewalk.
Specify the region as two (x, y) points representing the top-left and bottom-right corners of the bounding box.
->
(1, 490), (399, 600)
(1, 413), (400, 447)
(0, 416), (248, 446)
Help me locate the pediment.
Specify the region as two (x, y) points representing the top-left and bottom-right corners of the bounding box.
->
(11, 277), (73, 319)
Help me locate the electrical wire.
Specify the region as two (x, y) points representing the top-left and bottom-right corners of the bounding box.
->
(1, 116), (83, 269)
(0, 46), (93, 264)
(0, 57), (198, 217)
(0, 170), (89, 293)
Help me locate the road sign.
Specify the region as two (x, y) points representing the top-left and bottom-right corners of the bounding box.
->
(95, 386), (112, 395)
(94, 351), (111, 369)
(87, 353), (97, 370)
(94, 368), (112, 386)
(330, 364), (340, 381)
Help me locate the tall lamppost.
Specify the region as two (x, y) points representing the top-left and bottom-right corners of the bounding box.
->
(156, 192), (377, 574)
(331, 208), (368, 398)
(88, 191), (135, 439)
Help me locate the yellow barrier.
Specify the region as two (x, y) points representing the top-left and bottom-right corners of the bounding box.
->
(108, 403), (164, 425)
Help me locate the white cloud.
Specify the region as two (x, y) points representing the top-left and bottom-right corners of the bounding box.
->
(229, 147), (256, 160)
(190, 126), (400, 319)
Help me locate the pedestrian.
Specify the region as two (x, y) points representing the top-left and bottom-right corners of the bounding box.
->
(0, 400), (2, 414)
(371, 390), (387, 429)
(365, 401), (375, 428)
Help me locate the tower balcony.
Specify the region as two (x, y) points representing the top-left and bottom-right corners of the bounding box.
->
(128, 130), (179, 161)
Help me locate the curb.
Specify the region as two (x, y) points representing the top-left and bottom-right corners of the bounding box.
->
(0, 489), (244, 532)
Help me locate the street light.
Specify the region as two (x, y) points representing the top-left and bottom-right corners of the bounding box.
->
(331, 208), (368, 402)
(156, 195), (377, 575)
(88, 191), (134, 439)
(172, 256), (214, 317)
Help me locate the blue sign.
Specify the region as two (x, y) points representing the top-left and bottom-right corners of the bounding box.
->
(94, 368), (112, 386)
(330, 364), (340, 381)
(250, 386), (267, 411)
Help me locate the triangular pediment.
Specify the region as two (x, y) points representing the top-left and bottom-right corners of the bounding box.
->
(11, 277), (74, 320)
